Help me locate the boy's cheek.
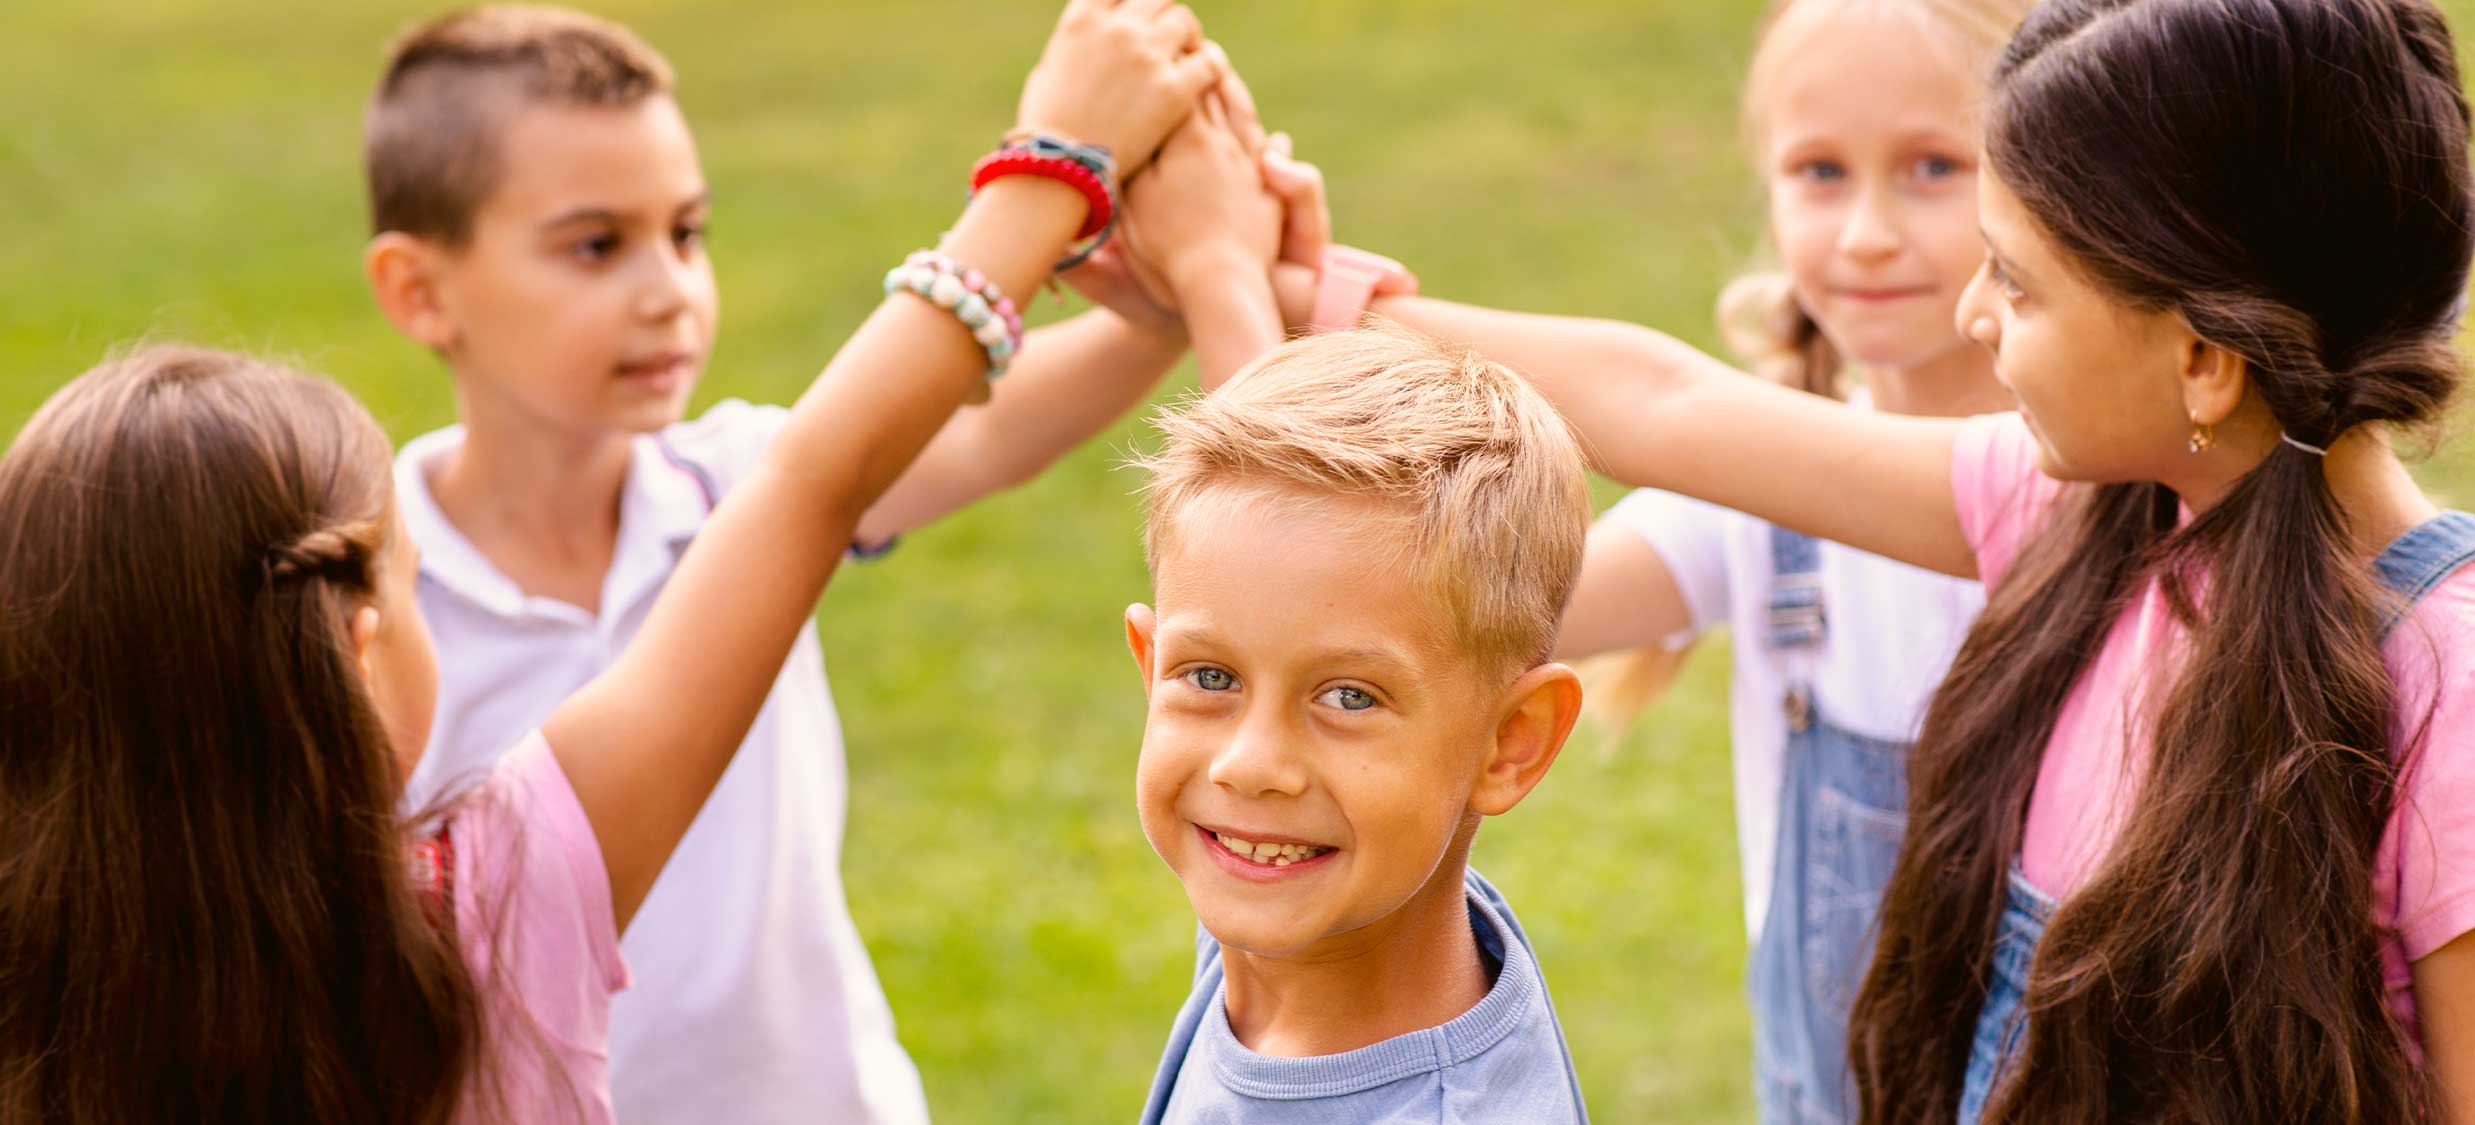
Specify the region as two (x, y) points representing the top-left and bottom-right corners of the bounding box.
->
(1131, 743), (1186, 853)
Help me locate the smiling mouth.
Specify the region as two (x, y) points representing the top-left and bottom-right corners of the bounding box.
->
(617, 353), (694, 380)
(1200, 826), (1336, 867)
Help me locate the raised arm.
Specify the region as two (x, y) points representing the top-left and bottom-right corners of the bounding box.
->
(543, 0), (1222, 929)
(1119, 88), (1284, 389)
(855, 306), (1187, 544)
(1388, 295), (1971, 577)
(1261, 260), (1978, 579)
(1554, 517), (1700, 663)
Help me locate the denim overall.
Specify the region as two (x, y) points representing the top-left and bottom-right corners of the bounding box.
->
(1751, 527), (1915, 1124)
(1954, 510), (2475, 1123)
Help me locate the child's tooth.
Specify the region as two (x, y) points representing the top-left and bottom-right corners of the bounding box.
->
(1221, 834), (1251, 852)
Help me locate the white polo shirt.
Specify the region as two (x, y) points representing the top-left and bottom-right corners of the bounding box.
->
(398, 399), (930, 1125)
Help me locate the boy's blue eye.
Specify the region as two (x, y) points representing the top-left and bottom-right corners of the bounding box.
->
(1797, 160), (1847, 183)
(1914, 155), (1960, 179)
(1184, 667), (1236, 692)
(1319, 686), (1377, 712)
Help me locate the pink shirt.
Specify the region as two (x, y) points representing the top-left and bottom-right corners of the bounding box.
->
(1953, 413), (2475, 1041)
(446, 734), (630, 1124)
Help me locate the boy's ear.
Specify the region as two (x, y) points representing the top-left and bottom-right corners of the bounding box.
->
(1125, 603), (1159, 698)
(1470, 662), (1583, 817)
(364, 232), (459, 354)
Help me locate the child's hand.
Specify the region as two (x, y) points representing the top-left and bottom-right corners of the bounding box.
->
(1122, 90), (1283, 301)
(1060, 241), (1184, 333)
(1197, 53), (1333, 269)
(1017, 0), (1223, 179)
(1259, 134), (1333, 269)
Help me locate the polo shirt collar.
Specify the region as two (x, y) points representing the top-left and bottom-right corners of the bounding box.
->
(394, 426), (714, 624)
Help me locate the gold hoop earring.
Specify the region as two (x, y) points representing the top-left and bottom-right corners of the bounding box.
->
(2188, 416), (2215, 454)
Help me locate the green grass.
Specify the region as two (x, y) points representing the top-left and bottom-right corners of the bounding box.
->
(7, 2), (2475, 1121)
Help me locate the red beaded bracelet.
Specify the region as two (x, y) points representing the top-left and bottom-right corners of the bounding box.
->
(970, 150), (1113, 241)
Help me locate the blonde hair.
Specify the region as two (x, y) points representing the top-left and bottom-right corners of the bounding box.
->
(364, 4), (675, 245)
(1589, 0), (2032, 727)
(1136, 327), (1591, 681)
(1719, 0), (2034, 396)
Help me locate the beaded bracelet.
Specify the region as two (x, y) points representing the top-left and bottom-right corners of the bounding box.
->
(971, 133), (1119, 271)
(883, 249), (1023, 379)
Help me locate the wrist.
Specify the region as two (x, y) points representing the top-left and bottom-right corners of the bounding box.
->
(948, 176), (1086, 262)
(1272, 262), (1318, 330)
(1305, 245), (1417, 334)
(1163, 243), (1267, 303)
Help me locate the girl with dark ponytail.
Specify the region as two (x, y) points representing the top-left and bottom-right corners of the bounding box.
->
(1239, 0), (2475, 1116)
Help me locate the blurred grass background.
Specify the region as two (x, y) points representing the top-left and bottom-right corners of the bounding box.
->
(7, 1), (2475, 1120)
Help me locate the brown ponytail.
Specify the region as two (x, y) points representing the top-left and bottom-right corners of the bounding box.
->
(0, 346), (486, 1123)
(1848, 2), (2475, 1119)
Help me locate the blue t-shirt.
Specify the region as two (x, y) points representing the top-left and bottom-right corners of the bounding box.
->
(1138, 869), (1588, 1123)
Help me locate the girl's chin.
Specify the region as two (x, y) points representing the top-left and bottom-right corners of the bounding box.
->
(1831, 335), (1970, 374)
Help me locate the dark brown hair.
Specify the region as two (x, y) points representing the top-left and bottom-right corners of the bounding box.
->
(0, 346), (483, 1123)
(365, 4), (674, 245)
(1848, 1), (2475, 1120)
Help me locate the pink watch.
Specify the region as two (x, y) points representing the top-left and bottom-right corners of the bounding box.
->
(1308, 245), (1419, 333)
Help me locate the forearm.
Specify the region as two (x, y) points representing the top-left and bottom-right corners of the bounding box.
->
(1173, 253), (1285, 391)
(1266, 262), (1712, 479)
(546, 176), (1088, 927)
(1368, 294), (1721, 484)
(856, 306), (1187, 541)
(1271, 271), (1975, 575)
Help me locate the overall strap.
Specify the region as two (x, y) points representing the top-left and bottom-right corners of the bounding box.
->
(1767, 524), (1826, 649)
(1768, 524), (1827, 732)
(412, 826), (456, 929)
(2371, 510), (2475, 638)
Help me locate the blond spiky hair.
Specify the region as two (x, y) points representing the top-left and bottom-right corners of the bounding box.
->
(1137, 326), (1592, 680)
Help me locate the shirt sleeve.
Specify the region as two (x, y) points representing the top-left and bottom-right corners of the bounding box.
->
(1949, 412), (2065, 589)
(453, 733), (630, 1002)
(1599, 488), (1736, 644)
(2381, 585), (2475, 963)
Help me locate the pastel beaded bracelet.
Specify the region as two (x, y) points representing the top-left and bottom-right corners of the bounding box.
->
(883, 249), (1023, 379)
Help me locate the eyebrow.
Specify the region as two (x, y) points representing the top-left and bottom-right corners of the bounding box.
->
(1157, 624), (1425, 679)
(1304, 644), (1424, 678)
(536, 191), (711, 232)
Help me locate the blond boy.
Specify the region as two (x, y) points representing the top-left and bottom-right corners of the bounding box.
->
(1125, 330), (1592, 1122)
(358, 8), (1191, 1122)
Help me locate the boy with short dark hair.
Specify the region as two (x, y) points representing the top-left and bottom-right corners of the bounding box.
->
(360, 8), (1195, 1121)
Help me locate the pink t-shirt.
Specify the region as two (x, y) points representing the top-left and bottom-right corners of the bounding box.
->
(444, 733), (630, 1124)
(1952, 412), (2475, 1040)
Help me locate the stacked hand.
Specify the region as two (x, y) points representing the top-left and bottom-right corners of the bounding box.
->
(1015, 0), (1222, 185)
(1064, 46), (1355, 329)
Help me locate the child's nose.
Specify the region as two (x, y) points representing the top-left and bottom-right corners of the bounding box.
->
(1955, 269), (2001, 350)
(635, 250), (698, 321)
(1837, 189), (1904, 263)
(1205, 718), (1308, 799)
